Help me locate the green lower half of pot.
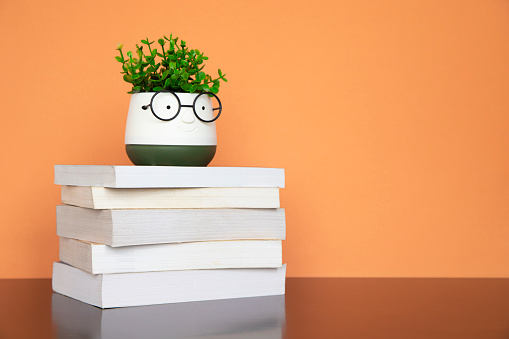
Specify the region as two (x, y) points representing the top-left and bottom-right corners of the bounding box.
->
(126, 144), (217, 166)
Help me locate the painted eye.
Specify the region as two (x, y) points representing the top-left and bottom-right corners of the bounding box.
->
(150, 92), (180, 121)
(193, 93), (222, 122)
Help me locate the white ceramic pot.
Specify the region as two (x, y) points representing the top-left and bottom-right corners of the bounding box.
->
(125, 92), (219, 166)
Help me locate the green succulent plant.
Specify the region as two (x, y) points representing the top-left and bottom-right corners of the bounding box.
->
(116, 35), (227, 94)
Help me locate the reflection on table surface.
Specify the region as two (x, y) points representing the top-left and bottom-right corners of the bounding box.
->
(52, 293), (285, 339)
(1, 278), (509, 339)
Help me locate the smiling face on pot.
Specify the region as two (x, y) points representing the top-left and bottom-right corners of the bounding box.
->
(125, 92), (218, 146)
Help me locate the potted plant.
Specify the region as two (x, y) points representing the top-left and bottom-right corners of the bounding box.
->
(116, 35), (227, 166)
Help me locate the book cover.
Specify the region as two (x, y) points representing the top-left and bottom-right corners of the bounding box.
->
(61, 186), (280, 209)
(55, 165), (285, 188)
(57, 205), (286, 246)
(52, 262), (286, 308)
(59, 237), (283, 274)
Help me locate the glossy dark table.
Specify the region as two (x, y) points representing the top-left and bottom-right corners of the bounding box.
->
(1, 278), (508, 338)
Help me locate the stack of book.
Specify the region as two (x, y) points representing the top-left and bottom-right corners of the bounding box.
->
(52, 165), (286, 308)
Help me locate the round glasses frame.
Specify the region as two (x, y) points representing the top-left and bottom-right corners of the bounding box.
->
(142, 90), (222, 123)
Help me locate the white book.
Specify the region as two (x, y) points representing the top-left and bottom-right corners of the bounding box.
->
(61, 186), (280, 209)
(59, 237), (283, 274)
(55, 165), (285, 188)
(52, 292), (285, 339)
(57, 205), (286, 246)
(52, 262), (286, 308)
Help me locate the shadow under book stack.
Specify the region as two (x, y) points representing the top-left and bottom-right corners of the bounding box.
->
(52, 165), (286, 309)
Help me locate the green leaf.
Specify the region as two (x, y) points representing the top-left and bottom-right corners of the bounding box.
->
(158, 38), (165, 46)
(141, 39), (149, 44)
(164, 78), (171, 88)
(115, 56), (124, 62)
(132, 86), (142, 92)
(196, 71), (205, 81)
(218, 69), (223, 77)
(127, 51), (133, 58)
(211, 86), (219, 94)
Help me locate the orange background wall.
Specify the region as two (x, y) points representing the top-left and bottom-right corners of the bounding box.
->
(1, 0), (508, 278)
